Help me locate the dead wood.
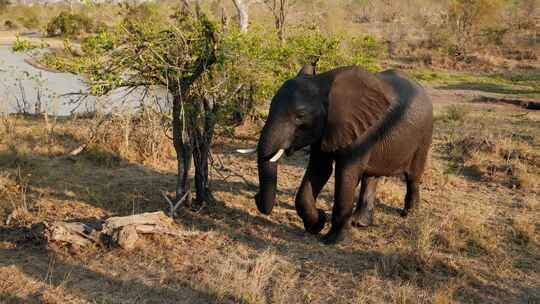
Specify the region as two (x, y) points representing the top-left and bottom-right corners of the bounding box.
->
(42, 211), (195, 251)
(473, 96), (540, 110)
(53, 144), (87, 160)
(43, 221), (99, 247)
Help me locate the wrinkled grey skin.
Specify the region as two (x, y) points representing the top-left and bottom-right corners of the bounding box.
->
(255, 65), (433, 244)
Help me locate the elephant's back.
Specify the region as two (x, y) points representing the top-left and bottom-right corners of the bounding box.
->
(377, 69), (433, 129)
(363, 70), (433, 175)
(377, 69), (431, 106)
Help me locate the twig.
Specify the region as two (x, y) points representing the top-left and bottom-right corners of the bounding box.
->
(511, 112), (529, 118)
(161, 191), (189, 218)
(52, 115), (107, 160)
(53, 144), (87, 160)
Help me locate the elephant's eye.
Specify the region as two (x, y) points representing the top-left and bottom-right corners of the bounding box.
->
(295, 113), (306, 124)
(297, 109), (308, 118)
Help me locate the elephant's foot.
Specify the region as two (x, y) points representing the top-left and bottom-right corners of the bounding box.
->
(254, 192), (274, 215)
(305, 209), (327, 235)
(400, 205), (418, 217)
(351, 209), (373, 228)
(321, 225), (348, 245)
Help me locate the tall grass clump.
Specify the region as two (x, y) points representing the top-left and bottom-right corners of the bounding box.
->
(46, 11), (94, 38)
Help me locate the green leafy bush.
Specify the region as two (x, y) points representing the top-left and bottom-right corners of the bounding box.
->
(37, 52), (85, 73)
(11, 33), (37, 52)
(219, 24), (384, 118)
(81, 31), (116, 56)
(46, 12), (94, 37)
(39, 11), (385, 119)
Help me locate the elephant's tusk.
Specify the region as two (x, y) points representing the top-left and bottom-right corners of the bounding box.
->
(236, 148), (257, 154)
(269, 149), (285, 162)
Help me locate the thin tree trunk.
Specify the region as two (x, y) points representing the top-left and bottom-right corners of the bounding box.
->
(232, 0), (249, 33)
(191, 96), (216, 203)
(171, 90), (192, 206)
(277, 0), (286, 41)
(265, 0), (288, 41)
(193, 142), (210, 203)
(166, 28), (218, 208)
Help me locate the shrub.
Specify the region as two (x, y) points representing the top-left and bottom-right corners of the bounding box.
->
(417, 0), (510, 64)
(3, 19), (16, 30)
(37, 52), (79, 73)
(120, 2), (163, 31)
(93, 21), (108, 33)
(443, 105), (470, 122)
(46, 12), (93, 38)
(0, 0), (10, 12)
(81, 31), (116, 56)
(481, 26), (509, 46)
(445, 0), (505, 55)
(16, 14), (40, 30)
(11, 33), (37, 52)
(220, 24), (384, 119)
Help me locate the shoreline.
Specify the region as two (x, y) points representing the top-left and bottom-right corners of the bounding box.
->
(0, 31), (69, 74)
(0, 30), (68, 49)
(23, 57), (64, 73)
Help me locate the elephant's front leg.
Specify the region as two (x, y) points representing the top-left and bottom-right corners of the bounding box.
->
(322, 161), (361, 244)
(295, 146), (333, 235)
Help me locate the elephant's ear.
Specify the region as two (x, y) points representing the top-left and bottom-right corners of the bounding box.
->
(321, 67), (395, 152)
(297, 64), (316, 76)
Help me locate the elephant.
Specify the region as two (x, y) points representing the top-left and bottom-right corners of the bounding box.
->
(242, 64), (433, 244)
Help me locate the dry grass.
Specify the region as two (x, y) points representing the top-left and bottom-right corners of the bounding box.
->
(437, 104), (540, 192)
(0, 99), (539, 303)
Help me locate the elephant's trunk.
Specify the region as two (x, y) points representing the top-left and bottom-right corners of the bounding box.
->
(255, 158), (277, 214)
(255, 120), (288, 215)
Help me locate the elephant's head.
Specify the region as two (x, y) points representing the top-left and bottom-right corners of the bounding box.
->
(251, 64), (394, 215)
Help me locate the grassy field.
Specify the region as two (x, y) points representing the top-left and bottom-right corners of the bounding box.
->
(1, 90), (539, 303)
(412, 70), (540, 99)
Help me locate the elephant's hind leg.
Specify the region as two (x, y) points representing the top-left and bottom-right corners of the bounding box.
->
(351, 176), (379, 228)
(402, 146), (429, 217)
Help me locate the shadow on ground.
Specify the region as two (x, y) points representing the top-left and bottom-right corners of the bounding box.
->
(436, 82), (540, 96)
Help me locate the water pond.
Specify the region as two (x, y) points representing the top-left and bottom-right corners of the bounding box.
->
(0, 46), (163, 116)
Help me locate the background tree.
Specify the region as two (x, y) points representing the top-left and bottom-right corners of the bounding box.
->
(81, 4), (221, 208)
(36, 3), (385, 213)
(232, 0), (249, 33)
(446, 0), (505, 58)
(0, 0), (11, 14)
(263, 0), (294, 41)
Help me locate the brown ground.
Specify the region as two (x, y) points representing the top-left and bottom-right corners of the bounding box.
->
(0, 88), (539, 303)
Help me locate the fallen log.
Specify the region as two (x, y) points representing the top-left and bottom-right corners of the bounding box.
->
(44, 221), (99, 247)
(473, 96), (540, 110)
(42, 211), (196, 251)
